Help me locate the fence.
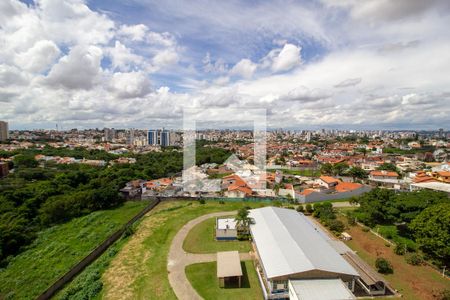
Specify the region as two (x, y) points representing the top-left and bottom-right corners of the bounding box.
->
(36, 198), (161, 300)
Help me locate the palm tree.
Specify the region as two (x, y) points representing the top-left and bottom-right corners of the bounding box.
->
(235, 207), (253, 238)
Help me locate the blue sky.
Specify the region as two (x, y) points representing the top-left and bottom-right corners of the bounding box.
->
(1, 0), (450, 129)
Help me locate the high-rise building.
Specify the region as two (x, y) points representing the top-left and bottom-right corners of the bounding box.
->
(0, 121), (9, 142)
(104, 128), (116, 142)
(148, 128), (171, 147)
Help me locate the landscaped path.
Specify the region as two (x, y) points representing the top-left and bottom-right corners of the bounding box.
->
(167, 211), (252, 300)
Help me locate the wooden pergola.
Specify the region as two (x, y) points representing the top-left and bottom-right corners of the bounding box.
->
(217, 251), (243, 288)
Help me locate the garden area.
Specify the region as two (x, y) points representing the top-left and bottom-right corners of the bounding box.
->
(186, 260), (263, 300)
(0, 201), (149, 299)
(183, 216), (251, 254)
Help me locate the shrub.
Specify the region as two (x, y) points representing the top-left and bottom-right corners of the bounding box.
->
(394, 243), (406, 255)
(219, 200), (225, 204)
(305, 204), (313, 213)
(328, 219), (345, 233)
(405, 253), (423, 266)
(122, 225), (135, 237)
(346, 214), (356, 226)
(198, 199), (205, 204)
(362, 226), (370, 232)
(439, 289), (450, 300)
(296, 205), (304, 213)
(375, 257), (394, 274)
(384, 242), (391, 247)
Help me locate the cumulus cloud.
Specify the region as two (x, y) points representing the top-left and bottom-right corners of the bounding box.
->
(118, 24), (148, 42)
(107, 41), (143, 71)
(110, 71), (151, 98)
(261, 43), (301, 73)
(152, 49), (179, 68)
(230, 59), (257, 79)
(45, 45), (103, 90)
(14, 40), (60, 73)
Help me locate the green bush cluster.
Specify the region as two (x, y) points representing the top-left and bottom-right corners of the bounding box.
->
(375, 257), (394, 274)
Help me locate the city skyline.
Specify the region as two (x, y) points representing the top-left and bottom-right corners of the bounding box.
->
(1, 0), (450, 129)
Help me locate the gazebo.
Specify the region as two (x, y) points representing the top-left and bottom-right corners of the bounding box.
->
(217, 251), (243, 288)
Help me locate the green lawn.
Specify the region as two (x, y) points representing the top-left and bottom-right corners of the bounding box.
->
(268, 168), (320, 177)
(101, 200), (269, 299)
(0, 201), (149, 300)
(183, 216), (251, 253)
(186, 260), (263, 300)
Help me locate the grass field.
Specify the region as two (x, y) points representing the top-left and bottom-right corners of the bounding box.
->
(268, 168), (320, 177)
(186, 260), (263, 300)
(101, 200), (268, 300)
(183, 216), (251, 253)
(345, 224), (450, 300)
(0, 201), (149, 300)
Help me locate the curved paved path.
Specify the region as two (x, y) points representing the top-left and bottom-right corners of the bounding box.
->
(167, 211), (252, 300)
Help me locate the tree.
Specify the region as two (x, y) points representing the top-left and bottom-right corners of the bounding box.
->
(332, 162), (349, 176)
(376, 163), (399, 174)
(13, 154), (38, 168)
(328, 219), (345, 233)
(320, 163), (333, 175)
(375, 257), (394, 274)
(348, 166), (367, 181)
(410, 203), (450, 266)
(235, 207), (253, 239)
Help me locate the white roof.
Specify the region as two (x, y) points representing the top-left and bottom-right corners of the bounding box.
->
(289, 279), (355, 300)
(411, 182), (450, 193)
(249, 207), (358, 279)
(217, 251), (242, 278)
(217, 218), (237, 230)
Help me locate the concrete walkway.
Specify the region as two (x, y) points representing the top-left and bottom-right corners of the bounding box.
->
(167, 211), (251, 300)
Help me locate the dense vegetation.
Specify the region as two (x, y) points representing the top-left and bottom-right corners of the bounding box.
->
(0, 144), (230, 266)
(350, 188), (449, 266)
(312, 202), (345, 234)
(0, 201), (148, 299)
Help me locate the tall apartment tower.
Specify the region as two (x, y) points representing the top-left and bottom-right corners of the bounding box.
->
(0, 121), (9, 142)
(148, 128), (171, 147)
(104, 128), (116, 142)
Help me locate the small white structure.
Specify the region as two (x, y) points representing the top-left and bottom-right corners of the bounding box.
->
(216, 217), (238, 240)
(341, 232), (352, 241)
(289, 279), (355, 300)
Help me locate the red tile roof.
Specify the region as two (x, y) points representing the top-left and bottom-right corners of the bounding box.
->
(335, 182), (362, 192)
(319, 175), (341, 184)
(370, 170), (399, 178)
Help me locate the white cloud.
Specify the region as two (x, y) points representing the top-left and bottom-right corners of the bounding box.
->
(110, 71), (151, 98)
(152, 48), (179, 68)
(118, 24), (148, 42)
(230, 59), (257, 79)
(14, 40), (60, 73)
(45, 45), (103, 90)
(107, 41), (143, 71)
(334, 78), (362, 88)
(264, 43), (302, 73)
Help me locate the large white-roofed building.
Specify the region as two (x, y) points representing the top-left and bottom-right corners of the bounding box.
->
(249, 207), (359, 299)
